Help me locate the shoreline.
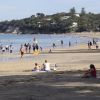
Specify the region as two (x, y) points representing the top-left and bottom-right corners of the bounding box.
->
(0, 32), (100, 76)
(0, 32), (100, 99)
(0, 42), (100, 76)
(73, 32), (100, 39)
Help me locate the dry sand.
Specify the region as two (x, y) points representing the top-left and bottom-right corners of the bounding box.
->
(0, 32), (100, 100)
(0, 41), (100, 76)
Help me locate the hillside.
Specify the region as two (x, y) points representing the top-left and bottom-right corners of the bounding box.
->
(0, 8), (100, 34)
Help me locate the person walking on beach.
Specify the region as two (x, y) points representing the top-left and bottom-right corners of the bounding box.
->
(93, 38), (96, 45)
(5, 45), (9, 52)
(35, 44), (39, 51)
(88, 41), (90, 49)
(2, 46), (5, 53)
(32, 43), (36, 52)
(69, 41), (71, 47)
(96, 44), (99, 49)
(90, 41), (92, 48)
(24, 43), (28, 53)
(88, 41), (92, 49)
(33, 38), (38, 45)
(9, 45), (13, 53)
(28, 43), (31, 53)
(61, 40), (63, 46)
(53, 43), (56, 48)
(20, 45), (24, 58)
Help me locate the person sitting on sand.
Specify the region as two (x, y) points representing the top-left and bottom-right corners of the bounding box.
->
(32, 63), (40, 72)
(82, 64), (97, 78)
(43, 60), (51, 71)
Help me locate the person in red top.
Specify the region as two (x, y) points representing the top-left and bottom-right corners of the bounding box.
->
(82, 64), (97, 78)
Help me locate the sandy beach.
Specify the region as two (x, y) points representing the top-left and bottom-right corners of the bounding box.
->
(0, 34), (100, 76)
(0, 32), (100, 100)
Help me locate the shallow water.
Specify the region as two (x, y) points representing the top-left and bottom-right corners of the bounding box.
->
(0, 33), (98, 62)
(0, 33), (94, 50)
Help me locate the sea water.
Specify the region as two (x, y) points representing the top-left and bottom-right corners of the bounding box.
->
(0, 33), (98, 62)
(0, 33), (95, 51)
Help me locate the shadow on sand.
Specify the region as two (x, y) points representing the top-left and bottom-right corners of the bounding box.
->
(0, 70), (100, 100)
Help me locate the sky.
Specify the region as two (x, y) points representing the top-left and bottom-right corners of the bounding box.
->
(0, 0), (100, 21)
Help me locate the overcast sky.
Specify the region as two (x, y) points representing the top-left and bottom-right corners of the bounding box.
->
(0, 0), (100, 21)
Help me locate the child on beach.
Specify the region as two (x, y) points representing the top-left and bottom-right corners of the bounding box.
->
(32, 63), (40, 72)
(82, 64), (97, 78)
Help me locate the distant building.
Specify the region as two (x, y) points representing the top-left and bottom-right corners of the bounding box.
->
(72, 22), (78, 27)
(12, 27), (19, 34)
(6, 26), (19, 34)
(44, 18), (51, 21)
(51, 22), (56, 25)
(6, 26), (13, 33)
(70, 22), (78, 32)
(37, 22), (42, 24)
(61, 16), (70, 20)
(74, 13), (80, 17)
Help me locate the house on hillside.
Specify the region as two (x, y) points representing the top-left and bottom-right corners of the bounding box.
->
(61, 16), (70, 21)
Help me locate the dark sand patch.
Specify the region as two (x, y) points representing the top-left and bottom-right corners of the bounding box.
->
(0, 71), (100, 100)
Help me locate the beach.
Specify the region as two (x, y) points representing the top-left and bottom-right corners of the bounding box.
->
(0, 32), (100, 100)
(0, 35), (100, 76)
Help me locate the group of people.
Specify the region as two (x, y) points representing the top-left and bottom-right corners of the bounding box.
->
(20, 38), (41, 58)
(88, 38), (99, 49)
(32, 61), (97, 78)
(20, 43), (40, 58)
(32, 60), (52, 72)
(32, 58), (97, 78)
(0, 44), (13, 53)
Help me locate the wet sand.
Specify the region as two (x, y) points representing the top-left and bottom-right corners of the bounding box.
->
(0, 40), (100, 76)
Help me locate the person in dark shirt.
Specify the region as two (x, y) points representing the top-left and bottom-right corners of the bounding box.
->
(82, 64), (97, 78)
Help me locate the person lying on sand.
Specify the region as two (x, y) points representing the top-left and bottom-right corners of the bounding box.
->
(82, 64), (97, 78)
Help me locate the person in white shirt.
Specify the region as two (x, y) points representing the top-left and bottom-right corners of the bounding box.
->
(44, 60), (51, 71)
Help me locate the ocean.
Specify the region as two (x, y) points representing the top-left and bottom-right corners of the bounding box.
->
(0, 33), (94, 52)
(0, 33), (99, 62)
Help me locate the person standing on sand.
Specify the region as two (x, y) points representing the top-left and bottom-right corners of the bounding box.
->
(20, 45), (24, 58)
(33, 38), (38, 45)
(69, 41), (71, 47)
(88, 41), (90, 49)
(28, 43), (31, 53)
(2, 46), (5, 53)
(61, 40), (63, 46)
(9, 45), (13, 53)
(93, 38), (96, 45)
(53, 43), (56, 48)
